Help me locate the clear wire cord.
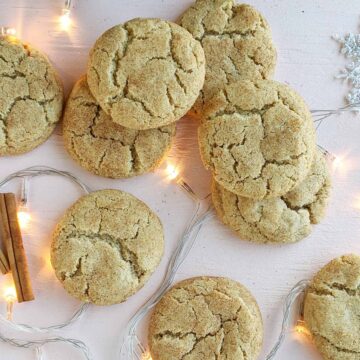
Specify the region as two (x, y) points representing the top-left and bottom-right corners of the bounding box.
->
(120, 201), (214, 360)
(0, 333), (93, 360)
(0, 303), (90, 333)
(265, 280), (310, 360)
(0, 166), (92, 195)
(311, 102), (360, 130)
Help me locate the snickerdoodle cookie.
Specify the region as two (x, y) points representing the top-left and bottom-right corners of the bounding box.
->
(179, 0), (277, 116)
(199, 80), (316, 199)
(0, 36), (63, 155)
(212, 150), (331, 244)
(304, 254), (360, 360)
(87, 18), (205, 130)
(51, 190), (164, 305)
(149, 276), (263, 360)
(63, 76), (176, 178)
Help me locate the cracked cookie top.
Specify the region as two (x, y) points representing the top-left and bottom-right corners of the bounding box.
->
(51, 190), (164, 305)
(0, 36), (64, 155)
(179, 0), (277, 117)
(149, 276), (263, 360)
(199, 79), (316, 199)
(63, 76), (176, 178)
(304, 254), (360, 360)
(212, 150), (331, 244)
(87, 18), (205, 130)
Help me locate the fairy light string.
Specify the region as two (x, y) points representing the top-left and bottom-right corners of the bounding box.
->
(0, 163), (200, 360)
(120, 174), (214, 360)
(120, 205), (214, 360)
(265, 280), (310, 360)
(0, 334), (93, 360)
(311, 103), (360, 130)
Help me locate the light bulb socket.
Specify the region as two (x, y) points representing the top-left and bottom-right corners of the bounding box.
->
(317, 144), (336, 162)
(6, 299), (14, 321)
(177, 178), (197, 200)
(62, 8), (70, 16)
(64, 0), (72, 10)
(20, 176), (30, 207)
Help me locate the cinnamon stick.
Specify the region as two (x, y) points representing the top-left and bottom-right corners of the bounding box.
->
(0, 195), (10, 275)
(0, 193), (34, 302)
(0, 247), (9, 274)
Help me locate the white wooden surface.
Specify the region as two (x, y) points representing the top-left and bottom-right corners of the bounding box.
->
(0, 1), (360, 359)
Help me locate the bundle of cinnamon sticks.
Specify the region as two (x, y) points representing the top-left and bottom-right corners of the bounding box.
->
(0, 193), (34, 303)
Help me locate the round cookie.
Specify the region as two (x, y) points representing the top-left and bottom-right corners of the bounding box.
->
(179, 0), (277, 116)
(51, 190), (164, 305)
(0, 36), (63, 155)
(63, 76), (176, 178)
(199, 80), (316, 199)
(212, 150), (331, 244)
(87, 18), (205, 130)
(149, 276), (263, 360)
(304, 254), (360, 360)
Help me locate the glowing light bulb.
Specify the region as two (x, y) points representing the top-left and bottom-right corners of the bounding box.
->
(4, 286), (16, 320)
(332, 155), (343, 171)
(0, 27), (16, 37)
(17, 208), (31, 229)
(295, 320), (310, 336)
(4, 286), (16, 302)
(166, 163), (180, 181)
(5, 28), (16, 36)
(59, 9), (72, 31)
(164, 162), (197, 199)
(141, 352), (152, 360)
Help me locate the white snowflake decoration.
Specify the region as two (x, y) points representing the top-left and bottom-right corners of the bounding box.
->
(338, 33), (360, 58)
(335, 31), (360, 106)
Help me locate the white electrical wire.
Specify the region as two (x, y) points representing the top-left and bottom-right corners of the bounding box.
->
(311, 102), (360, 129)
(0, 332), (93, 360)
(0, 166), (92, 196)
(0, 303), (90, 333)
(119, 201), (214, 359)
(0, 166), (93, 359)
(265, 280), (310, 360)
(312, 102), (360, 119)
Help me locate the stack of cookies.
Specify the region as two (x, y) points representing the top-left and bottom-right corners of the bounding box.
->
(63, 18), (206, 178)
(179, 0), (332, 244)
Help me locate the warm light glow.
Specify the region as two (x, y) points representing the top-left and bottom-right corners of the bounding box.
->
(330, 152), (354, 178)
(295, 320), (311, 336)
(59, 9), (72, 31)
(17, 210), (31, 229)
(4, 286), (16, 303)
(166, 163), (180, 181)
(4, 286), (16, 320)
(141, 352), (152, 360)
(0, 27), (16, 37)
(4, 28), (16, 36)
(332, 155), (343, 171)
